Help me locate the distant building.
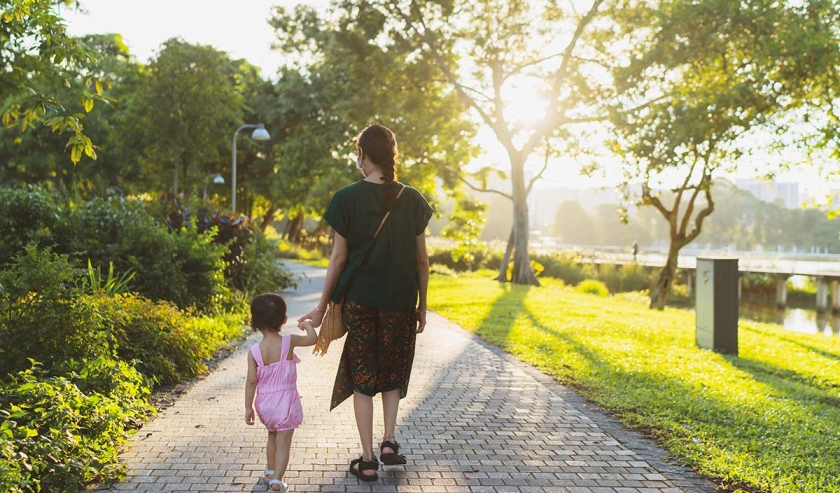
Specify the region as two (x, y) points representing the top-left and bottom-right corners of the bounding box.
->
(735, 179), (799, 209)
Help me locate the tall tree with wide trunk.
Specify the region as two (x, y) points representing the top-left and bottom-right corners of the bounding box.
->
(609, 0), (839, 309)
(369, 0), (611, 285)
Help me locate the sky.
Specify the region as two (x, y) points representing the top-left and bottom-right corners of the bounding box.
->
(63, 0), (838, 201)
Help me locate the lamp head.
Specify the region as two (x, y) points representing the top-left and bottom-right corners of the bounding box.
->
(251, 124), (270, 141)
(212, 174), (225, 184)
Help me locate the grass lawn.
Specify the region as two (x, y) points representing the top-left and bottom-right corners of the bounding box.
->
(429, 271), (840, 493)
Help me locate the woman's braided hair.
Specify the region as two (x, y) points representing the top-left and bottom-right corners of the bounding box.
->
(358, 124), (400, 211)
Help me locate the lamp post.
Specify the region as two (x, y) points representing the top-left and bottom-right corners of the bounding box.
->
(202, 173), (225, 202)
(231, 123), (270, 214)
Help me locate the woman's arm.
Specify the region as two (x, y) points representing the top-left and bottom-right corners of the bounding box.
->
(415, 232), (430, 333)
(297, 231), (348, 327)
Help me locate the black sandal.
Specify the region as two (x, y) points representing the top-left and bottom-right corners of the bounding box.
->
(379, 439), (407, 465)
(349, 456), (379, 481)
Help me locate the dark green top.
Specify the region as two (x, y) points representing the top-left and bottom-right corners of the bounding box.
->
(323, 180), (434, 311)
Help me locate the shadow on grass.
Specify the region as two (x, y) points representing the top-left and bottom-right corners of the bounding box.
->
(465, 284), (840, 492)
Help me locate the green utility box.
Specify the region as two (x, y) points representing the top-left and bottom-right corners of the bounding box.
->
(695, 257), (739, 355)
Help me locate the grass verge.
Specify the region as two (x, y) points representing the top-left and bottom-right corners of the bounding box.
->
(429, 271), (840, 493)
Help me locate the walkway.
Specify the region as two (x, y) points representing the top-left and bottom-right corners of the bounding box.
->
(95, 263), (718, 493)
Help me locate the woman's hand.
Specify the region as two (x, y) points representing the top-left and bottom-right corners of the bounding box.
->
(298, 308), (325, 328)
(245, 407), (255, 425)
(416, 308), (426, 333)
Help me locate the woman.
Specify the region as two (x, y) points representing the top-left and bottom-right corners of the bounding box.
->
(298, 124), (433, 482)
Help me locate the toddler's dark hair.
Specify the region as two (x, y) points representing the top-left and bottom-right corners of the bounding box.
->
(250, 293), (287, 332)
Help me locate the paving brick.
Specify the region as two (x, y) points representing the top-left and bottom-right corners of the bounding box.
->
(91, 263), (718, 493)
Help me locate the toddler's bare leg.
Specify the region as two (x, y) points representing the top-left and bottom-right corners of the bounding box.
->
(267, 431), (277, 473)
(273, 430), (294, 480)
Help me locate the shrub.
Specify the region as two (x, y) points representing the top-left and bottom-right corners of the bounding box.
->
(166, 203), (295, 298)
(229, 232), (297, 296)
(0, 185), (61, 266)
(597, 263), (652, 293)
(59, 357), (154, 424)
(0, 246), (114, 379)
(0, 364), (149, 492)
(92, 294), (209, 386)
(575, 279), (610, 297)
(533, 251), (589, 286)
(54, 197), (229, 310)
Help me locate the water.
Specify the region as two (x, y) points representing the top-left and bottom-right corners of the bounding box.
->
(739, 302), (840, 336)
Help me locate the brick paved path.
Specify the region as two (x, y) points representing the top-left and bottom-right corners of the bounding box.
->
(96, 263), (717, 493)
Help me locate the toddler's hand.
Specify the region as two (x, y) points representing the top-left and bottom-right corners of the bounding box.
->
(245, 408), (255, 426)
(298, 320), (313, 331)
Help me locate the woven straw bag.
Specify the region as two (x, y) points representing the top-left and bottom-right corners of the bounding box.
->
(312, 300), (345, 356)
(312, 185), (406, 356)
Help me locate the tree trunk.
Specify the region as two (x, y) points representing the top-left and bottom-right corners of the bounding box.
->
(649, 243), (681, 310)
(285, 212), (304, 243)
(496, 228), (514, 282)
(509, 153), (540, 286)
(258, 205), (277, 231)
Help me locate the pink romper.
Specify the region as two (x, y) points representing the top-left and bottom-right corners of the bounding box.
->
(251, 335), (304, 431)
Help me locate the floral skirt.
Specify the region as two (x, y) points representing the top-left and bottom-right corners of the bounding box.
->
(330, 300), (417, 410)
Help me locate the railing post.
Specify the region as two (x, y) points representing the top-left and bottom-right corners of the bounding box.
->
(775, 276), (789, 309)
(832, 279), (840, 315)
(817, 278), (829, 314)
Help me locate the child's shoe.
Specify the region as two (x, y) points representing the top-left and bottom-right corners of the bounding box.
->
(268, 479), (288, 492)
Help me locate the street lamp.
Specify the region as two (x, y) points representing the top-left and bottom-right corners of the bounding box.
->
(231, 123), (271, 214)
(202, 173), (225, 202)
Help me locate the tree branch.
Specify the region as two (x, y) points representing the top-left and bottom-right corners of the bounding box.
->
(684, 179), (715, 245)
(521, 0), (607, 157)
(526, 142), (551, 195)
(458, 175), (513, 200)
(390, 0), (496, 130)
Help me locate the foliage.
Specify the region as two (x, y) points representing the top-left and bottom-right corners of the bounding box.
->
(0, 185), (61, 264)
(0, 363), (150, 492)
(268, 1), (477, 238)
(83, 259), (135, 297)
(0, 246), (114, 378)
(92, 294), (210, 386)
(575, 279), (610, 297)
(430, 272), (840, 493)
(138, 38), (243, 196)
(1, 0), (106, 164)
(441, 195), (489, 269)
(352, 0), (616, 284)
(55, 195), (229, 309)
(609, 0), (840, 309)
(165, 201), (297, 296)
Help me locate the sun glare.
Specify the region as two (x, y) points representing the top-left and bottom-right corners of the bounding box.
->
(502, 80), (550, 127)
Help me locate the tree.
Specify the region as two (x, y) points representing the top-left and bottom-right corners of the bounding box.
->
(362, 0), (613, 285)
(553, 200), (594, 244)
(609, 0), (838, 309)
(1, 0), (106, 163)
(267, 2), (478, 236)
(138, 38), (243, 197)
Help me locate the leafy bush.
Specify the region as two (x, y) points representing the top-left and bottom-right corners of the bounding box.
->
(92, 294), (210, 386)
(54, 196), (230, 310)
(532, 251), (589, 286)
(0, 364), (150, 492)
(0, 185), (61, 266)
(59, 357), (154, 423)
(597, 263), (653, 293)
(575, 279), (610, 297)
(166, 203), (295, 298)
(229, 231), (297, 296)
(0, 246), (114, 378)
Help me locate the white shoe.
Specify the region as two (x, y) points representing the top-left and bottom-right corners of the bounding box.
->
(268, 479), (288, 492)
